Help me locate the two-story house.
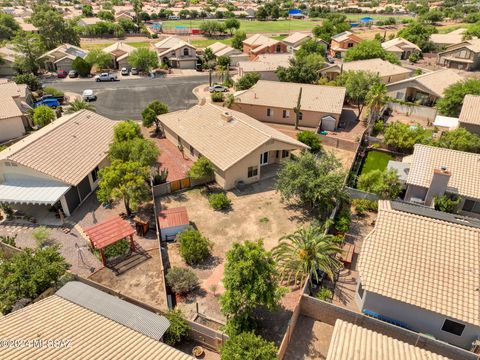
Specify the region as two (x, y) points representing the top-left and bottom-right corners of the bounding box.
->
(437, 38), (480, 71)
(242, 33), (288, 60)
(329, 31), (362, 58)
(151, 36), (197, 69)
(381, 37), (421, 60)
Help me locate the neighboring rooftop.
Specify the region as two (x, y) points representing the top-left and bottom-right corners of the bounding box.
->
(38, 43), (88, 60)
(158, 207), (189, 229)
(338, 58), (412, 78)
(430, 28), (466, 45)
(0, 284), (191, 360)
(234, 80), (346, 115)
(331, 31), (355, 42)
(0, 96), (22, 120)
(158, 103), (307, 171)
(282, 32), (312, 45)
(0, 110), (116, 185)
(406, 144), (480, 199)
(243, 33), (272, 46)
(238, 53), (291, 72)
(102, 41), (136, 60)
(381, 37), (421, 52)
(358, 200), (480, 326)
(327, 319), (451, 360)
(459, 94), (480, 126)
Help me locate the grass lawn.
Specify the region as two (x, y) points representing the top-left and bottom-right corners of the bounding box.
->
(80, 41), (152, 51)
(436, 23), (468, 34)
(161, 19), (321, 33)
(190, 37), (232, 47)
(360, 150), (394, 175)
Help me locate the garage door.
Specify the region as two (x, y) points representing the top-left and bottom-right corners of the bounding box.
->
(321, 116), (336, 131)
(64, 186), (80, 215)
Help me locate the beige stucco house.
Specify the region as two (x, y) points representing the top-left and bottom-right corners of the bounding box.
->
(0, 110), (116, 222)
(232, 80), (346, 131)
(458, 94), (480, 135)
(242, 33), (288, 60)
(0, 80), (33, 143)
(437, 38), (480, 71)
(38, 44), (89, 72)
(205, 42), (248, 66)
(237, 53), (291, 81)
(0, 46), (19, 76)
(152, 36), (197, 69)
(329, 31), (362, 58)
(157, 103), (308, 190)
(381, 37), (421, 60)
(102, 41), (136, 69)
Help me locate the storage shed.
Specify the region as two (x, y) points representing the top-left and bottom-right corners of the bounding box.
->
(158, 207), (189, 242)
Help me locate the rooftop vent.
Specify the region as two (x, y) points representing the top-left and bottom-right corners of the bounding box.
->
(221, 111), (234, 122)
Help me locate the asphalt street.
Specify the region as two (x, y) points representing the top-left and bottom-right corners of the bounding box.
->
(46, 75), (209, 120)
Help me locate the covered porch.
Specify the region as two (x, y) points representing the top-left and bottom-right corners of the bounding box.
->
(404, 87), (438, 107)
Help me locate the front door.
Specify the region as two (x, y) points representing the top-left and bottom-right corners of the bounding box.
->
(260, 152), (269, 166)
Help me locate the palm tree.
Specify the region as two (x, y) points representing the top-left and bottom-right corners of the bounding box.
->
(272, 223), (343, 287)
(365, 83), (388, 135)
(65, 100), (96, 114)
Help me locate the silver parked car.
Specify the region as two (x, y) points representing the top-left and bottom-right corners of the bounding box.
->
(82, 89), (97, 102)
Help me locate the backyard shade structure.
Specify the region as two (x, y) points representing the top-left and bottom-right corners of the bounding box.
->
(158, 207), (189, 242)
(84, 216), (136, 266)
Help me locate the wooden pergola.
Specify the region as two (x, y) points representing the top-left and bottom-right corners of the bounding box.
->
(84, 217), (135, 266)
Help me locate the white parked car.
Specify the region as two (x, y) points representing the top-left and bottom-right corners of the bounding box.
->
(82, 89), (97, 102)
(121, 67), (129, 76)
(208, 85), (228, 93)
(131, 68), (139, 75)
(95, 73), (117, 82)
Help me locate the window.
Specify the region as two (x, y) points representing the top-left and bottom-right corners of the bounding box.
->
(276, 150), (280, 158)
(248, 166), (258, 178)
(441, 319), (465, 336)
(347, 42), (354, 48)
(298, 112), (303, 121)
(282, 110), (290, 118)
(183, 47), (189, 56)
(267, 108), (272, 117)
(357, 282), (365, 299)
(91, 166), (99, 182)
(276, 44), (281, 53)
(281, 150), (289, 158)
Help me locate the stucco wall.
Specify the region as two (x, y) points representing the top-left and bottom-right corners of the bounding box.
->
(0, 117), (26, 142)
(404, 184), (428, 202)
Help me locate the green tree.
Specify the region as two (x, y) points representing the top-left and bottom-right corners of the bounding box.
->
(420, 9), (444, 24)
(432, 128), (480, 153)
(165, 266), (199, 294)
(128, 48), (159, 72)
(220, 240), (284, 335)
(97, 10), (115, 21)
(434, 194), (461, 214)
(85, 49), (113, 69)
(109, 137), (159, 167)
(235, 72), (261, 90)
(131, 0), (143, 27)
(187, 157), (215, 180)
(113, 120), (142, 142)
(337, 70), (382, 118)
(436, 79), (480, 117)
(231, 30), (246, 50)
(225, 18), (240, 35)
(217, 55), (231, 70)
(0, 247), (69, 314)
(365, 83), (389, 133)
(383, 121), (433, 153)
(13, 73), (41, 91)
(357, 168), (403, 199)
(65, 99), (96, 113)
(82, 4), (93, 17)
(256, 6), (268, 20)
(71, 57), (92, 77)
(163, 309), (190, 346)
(0, 13), (20, 40)
(296, 131), (322, 153)
(33, 106), (56, 127)
(141, 100), (168, 133)
(97, 160), (150, 216)
(272, 223), (342, 286)
(398, 21), (436, 52)
(220, 332), (278, 360)
(12, 32), (45, 75)
(295, 39), (326, 59)
(344, 39), (400, 64)
(178, 228), (212, 265)
(312, 15), (350, 43)
(276, 53), (325, 84)
(275, 152), (347, 218)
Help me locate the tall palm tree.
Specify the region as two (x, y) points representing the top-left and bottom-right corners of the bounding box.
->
(272, 223), (343, 287)
(365, 83), (388, 135)
(65, 100), (96, 114)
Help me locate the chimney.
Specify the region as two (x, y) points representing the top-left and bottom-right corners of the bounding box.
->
(221, 111), (234, 122)
(425, 166), (451, 206)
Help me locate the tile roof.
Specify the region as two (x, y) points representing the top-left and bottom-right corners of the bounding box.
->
(251, 38), (284, 54)
(238, 53), (291, 72)
(406, 144), (480, 199)
(0, 110), (116, 186)
(154, 36), (192, 51)
(0, 46), (19, 63)
(381, 37), (421, 52)
(459, 94), (480, 126)
(0, 81), (27, 99)
(327, 319), (451, 360)
(102, 41), (136, 56)
(234, 80), (346, 115)
(158, 103), (307, 171)
(84, 217), (135, 249)
(282, 32), (312, 45)
(332, 31), (358, 42)
(206, 42), (241, 57)
(340, 58), (412, 78)
(0, 294), (192, 360)
(243, 33), (272, 46)
(358, 200), (480, 326)
(387, 69), (464, 98)
(430, 28), (466, 45)
(158, 207), (189, 229)
(39, 43), (89, 61)
(0, 95), (22, 119)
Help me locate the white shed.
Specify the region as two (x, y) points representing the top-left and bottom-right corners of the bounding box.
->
(158, 207), (189, 242)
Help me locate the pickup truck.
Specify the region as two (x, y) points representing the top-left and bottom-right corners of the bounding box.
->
(33, 98), (60, 109)
(95, 73), (118, 82)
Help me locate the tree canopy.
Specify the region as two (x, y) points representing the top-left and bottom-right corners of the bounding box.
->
(187, 157), (215, 180)
(295, 39), (326, 59)
(296, 131), (323, 153)
(0, 13), (20, 41)
(220, 332), (278, 360)
(72, 57), (92, 77)
(436, 79), (480, 117)
(344, 39), (400, 64)
(141, 100), (168, 133)
(12, 32), (45, 75)
(357, 168), (403, 199)
(113, 120), (142, 142)
(85, 49), (113, 70)
(312, 14), (350, 43)
(397, 21), (436, 52)
(109, 137), (159, 167)
(128, 48), (159, 72)
(33, 106), (56, 127)
(276, 53), (325, 84)
(235, 72), (261, 90)
(383, 121), (433, 153)
(231, 30), (246, 50)
(432, 127), (480, 153)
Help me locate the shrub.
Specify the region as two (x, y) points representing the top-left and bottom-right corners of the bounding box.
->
(178, 228), (212, 265)
(33, 106), (55, 127)
(235, 72), (260, 90)
(103, 239), (130, 258)
(316, 287), (332, 301)
(165, 267), (199, 294)
(42, 87), (64, 97)
(434, 194), (461, 214)
(357, 169), (403, 200)
(335, 206), (351, 234)
(211, 92), (224, 102)
(408, 52), (421, 63)
(296, 131), (322, 153)
(13, 73), (41, 91)
(208, 193), (231, 210)
(163, 309), (190, 345)
(352, 199), (378, 215)
(371, 120), (384, 136)
(0, 235), (16, 247)
(220, 332), (278, 359)
(32, 226), (51, 248)
(72, 56), (92, 77)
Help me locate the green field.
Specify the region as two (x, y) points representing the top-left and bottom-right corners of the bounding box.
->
(80, 41), (152, 51)
(360, 150), (394, 175)
(190, 34), (285, 48)
(161, 19), (322, 34)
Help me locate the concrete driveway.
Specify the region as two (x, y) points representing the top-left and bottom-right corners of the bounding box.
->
(45, 75), (209, 120)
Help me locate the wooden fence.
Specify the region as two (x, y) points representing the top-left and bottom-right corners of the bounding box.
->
(152, 176), (214, 197)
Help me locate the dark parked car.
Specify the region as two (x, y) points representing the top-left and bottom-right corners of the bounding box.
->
(57, 70), (68, 78)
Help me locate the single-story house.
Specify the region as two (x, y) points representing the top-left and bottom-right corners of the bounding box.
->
(403, 144), (480, 215)
(243, 33), (288, 60)
(0, 281), (191, 360)
(0, 110), (116, 221)
(437, 38), (480, 71)
(77, 17), (102, 26)
(158, 206), (189, 242)
(329, 31), (362, 58)
(0, 80), (33, 142)
(381, 37), (421, 60)
(430, 28), (466, 48)
(237, 53), (291, 81)
(357, 200), (480, 349)
(327, 319), (450, 360)
(386, 69), (464, 106)
(151, 36), (197, 69)
(157, 103), (308, 190)
(232, 80), (346, 130)
(102, 41), (136, 69)
(242, 33), (273, 54)
(282, 32), (321, 53)
(0, 46), (19, 76)
(205, 42), (248, 66)
(38, 43), (89, 72)
(459, 94), (480, 135)
(320, 58), (413, 84)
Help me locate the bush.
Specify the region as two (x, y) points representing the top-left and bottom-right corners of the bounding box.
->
(335, 206), (351, 233)
(296, 131), (322, 153)
(103, 239), (130, 258)
(42, 87), (64, 97)
(32, 226), (51, 248)
(165, 267), (199, 294)
(33, 106), (56, 127)
(408, 52), (421, 63)
(163, 309), (190, 345)
(316, 287), (332, 301)
(235, 72), (260, 90)
(178, 228), (212, 265)
(352, 199), (378, 215)
(434, 194), (461, 214)
(0, 235), (16, 247)
(220, 332), (278, 360)
(72, 57), (92, 77)
(371, 120), (384, 136)
(208, 193), (231, 210)
(357, 169), (403, 200)
(211, 92), (224, 102)
(13, 73), (41, 91)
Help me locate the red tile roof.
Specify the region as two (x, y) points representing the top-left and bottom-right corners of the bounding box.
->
(158, 207), (189, 229)
(84, 217), (135, 249)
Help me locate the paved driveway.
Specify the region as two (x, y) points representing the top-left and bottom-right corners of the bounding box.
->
(46, 75), (209, 120)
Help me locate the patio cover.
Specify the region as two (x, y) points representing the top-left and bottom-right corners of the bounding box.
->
(84, 216), (135, 250)
(0, 178), (70, 205)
